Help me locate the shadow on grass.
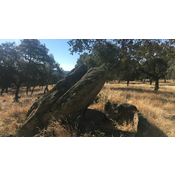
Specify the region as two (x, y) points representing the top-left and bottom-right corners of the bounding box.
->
(110, 87), (175, 98)
(136, 121), (168, 137)
(77, 110), (168, 137)
(89, 121), (168, 137)
(145, 123), (167, 137)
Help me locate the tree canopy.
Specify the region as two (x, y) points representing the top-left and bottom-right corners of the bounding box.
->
(0, 39), (64, 101)
(69, 39), (175, 91)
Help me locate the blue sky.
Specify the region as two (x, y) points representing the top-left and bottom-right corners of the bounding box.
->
(0, 39), (80, 71)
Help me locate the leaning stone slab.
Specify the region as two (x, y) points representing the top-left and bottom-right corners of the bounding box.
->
(16, 66), (105, 136)
(16, 65), (87, 137)
(49, 67), (106, 124)
(27, 64), (87, 117)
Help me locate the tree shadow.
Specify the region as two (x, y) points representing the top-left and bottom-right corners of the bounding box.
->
(146, 123), (167, 137)
(76, 109), (168, 137)
(137, 121), (167, 137)
(110, 87), (175, 98)
(160, 83), (175, 86)
(150, 96), (175, 104)
(94, 120), (168, 137)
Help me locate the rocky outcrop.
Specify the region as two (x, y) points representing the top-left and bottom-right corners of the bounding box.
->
(49, 67), (106, 123)
(14, 65), (156, 137)
(104, 101), (118, 113)
(93, 93), (108, 104)
(76, 109), (112, 134)
(117, 103), (139, 124)
(104, 101), (153, 136)
(26, 65), (88, 118)
(16, 66), (106, 137)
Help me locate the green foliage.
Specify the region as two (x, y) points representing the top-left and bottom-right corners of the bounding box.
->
(118, 59), (139, 82)
(167, 59), (175, 79)
(0, 40), (64, 100)
(68, 39), (107, 55)
(69, 39), (175, 91)
(75, 42), (121, 80)
(133, 39), (172, 91)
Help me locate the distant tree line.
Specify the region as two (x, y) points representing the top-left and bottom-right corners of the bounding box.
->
(0, 39), (65, 101)
(68, 39), (175, 92)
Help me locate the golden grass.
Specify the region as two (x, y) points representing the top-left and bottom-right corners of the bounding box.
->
(0, 81), (175, 137)
(0, 86), (53, 136)
(89, 80), (175, 137)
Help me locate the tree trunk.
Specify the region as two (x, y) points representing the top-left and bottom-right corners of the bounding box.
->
(127, 80), (129, 86)
(164, 78), (166, 83)
(44, 85), (49, 94)
(150, 79), (152, 85)
(154, 78), (159, 92)
(5, 87), (8, 93)
(26, 85), (30, 96)
(31, 86), (35, 95)
(1, 88), (4, 95)
(14, 85), (21, 102)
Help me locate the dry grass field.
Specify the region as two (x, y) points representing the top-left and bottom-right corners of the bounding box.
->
(0, 80), (175, 137)
(90, 80), (175, 137)
(0, 86), (46, 136)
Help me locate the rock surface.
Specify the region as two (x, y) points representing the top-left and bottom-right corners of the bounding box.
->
(26, 65), (87, 118)
(104, 101), (118, 114)
(50, 67), (106, 123)
(76, 109), (111, 133)
(117, 103), (138, 124)
(16, 66), (105, 136)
